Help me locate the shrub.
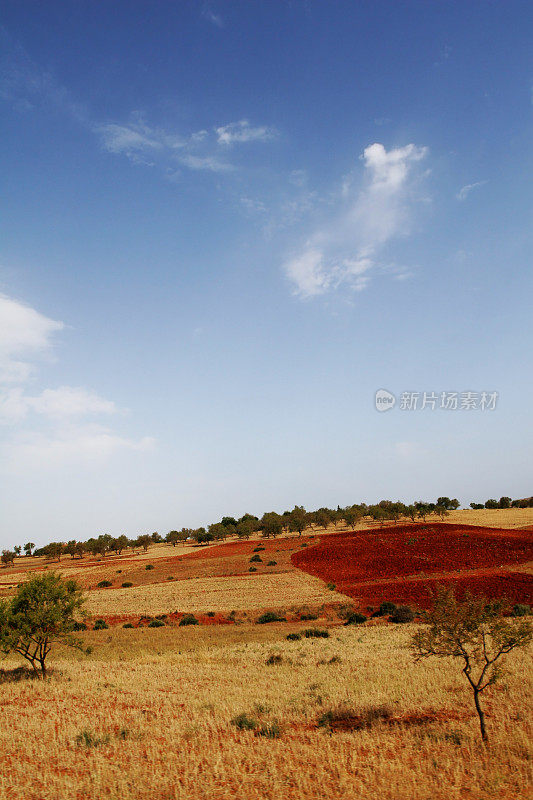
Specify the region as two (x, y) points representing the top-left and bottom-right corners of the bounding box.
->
(97, 580), (112, 588)
(230, 712), (257, 731)
(256, 722), (281, 738)
(266, 654), (283, 665)
(249, 554), (262, 563)
(257, 611), (286, 624)
(123, 623), (134, 628)
(253, 546), (265, 552)
(304, 628), (329, 638)
(148, 619), (165, 628)
(286, 633), (301, 641)
(75, 729), (110, 748)
(326, 582), (336, 591)
(390, 606), (414, 623)
(145, 564), (154, 571)
(207, 611), (216, 617)
(344, 612), (367, 625)
(318, 703), (393, 730)
(300, 612), (318, 621)
(179, 614), (198, 626)
(121, 582), (133, 588)
(373, 601), (397, 617)
(166, 576), (174, 581)
(93, 619), (109, 630)
(73, 621), (87, 631)
(267, 560), (277, 566)
(249, 567), (257, 572)
(512, 603), (531, 617)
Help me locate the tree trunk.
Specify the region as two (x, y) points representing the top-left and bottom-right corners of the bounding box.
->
(473, 688), (488, 742)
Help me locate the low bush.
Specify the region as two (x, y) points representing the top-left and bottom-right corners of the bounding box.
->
(390, 605), (414, 623)
(300, 612), (318, 621)
(123, 622), (134, 628)
(375, 601), (396, 617)
(167, 576), (174, 581)
(148, 619), (165, 628)
(75, 730), (110, 748)
(145, 564), (154, 571)
(267, 560), (277, 566)
(286, 632), (301, 641)
(249, 567), (257, 572)
(256, 722), (281, 738)
(97, 580), (112, 588)
(207, 611), (216, 617)
(93, 619), (109, 630)
(179, 614), (199, 626)
(257, 611), (286, 624)
(230, 713), (257, 731)
(344, 612), (367, 625)
(121, 581), (133, 588)
(318, 703), (393, 730)
(249, 554), (262, 563)
(304, 628), (329, 638)
(253, 546), (265, 552)
(326, 582), (336, 591)
(266, 654), (283, 665)
(73, 621), (87, 631)
(512, 603), (531, 617)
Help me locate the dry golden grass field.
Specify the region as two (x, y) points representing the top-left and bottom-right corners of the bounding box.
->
(1, 509), (532, 799)
(0, 623), (531, 800)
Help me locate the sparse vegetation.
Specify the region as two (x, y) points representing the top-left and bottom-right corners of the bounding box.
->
(411, 588), (533, 741)
(304, 628), (329, 638)
(179, 614), (199, 626)
(257, 612), (286, 624)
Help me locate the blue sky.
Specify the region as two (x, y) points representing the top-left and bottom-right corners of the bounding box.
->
(1, 1), (532, 547)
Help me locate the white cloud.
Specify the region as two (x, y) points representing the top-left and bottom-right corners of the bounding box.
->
(4, 426), (155, 470)
(0, 294), (63, 383)
(215, 119), (277, 146)
(95, 116), (274, 174)
(284, 142), (428, 298)
(0, 292), (154, 464)
(394, 441), (427, 460)
(28, 386), (116, 418)
(456, 180), (487, 201)
(202, 8), (224, 27)
(179, 153), (233, 173)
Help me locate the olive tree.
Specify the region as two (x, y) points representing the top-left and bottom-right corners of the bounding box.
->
(0, 572), (86, 676)
(411, 588), (532, 742)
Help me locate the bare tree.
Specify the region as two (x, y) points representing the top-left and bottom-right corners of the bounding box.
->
(411, 588), (532, 742)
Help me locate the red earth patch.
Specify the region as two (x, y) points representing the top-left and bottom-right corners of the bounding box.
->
(291, 524), (533, 609)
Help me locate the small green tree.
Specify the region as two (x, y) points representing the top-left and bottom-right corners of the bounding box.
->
(411, 589), (532, 742)
(288, 506), (308, 536)
(0, 572), (86, 676)
(24, 542), (35, 557)
(1, 550), (15, 566)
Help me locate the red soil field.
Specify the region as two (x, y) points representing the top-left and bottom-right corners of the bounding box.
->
(291, 523), (533, 609)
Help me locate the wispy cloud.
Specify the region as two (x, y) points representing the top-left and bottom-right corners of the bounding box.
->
(0, 294), (63, 383)
(283, 142), (429, 298)
(215, 119), (277, 146)
(202, 7), (224, 28)
(4, 426), (155, 470)
(0, 293), (153, 465)
(1, 33), (275, 179)
(94, 115), (276, 174)
(456, 180), (487, 201)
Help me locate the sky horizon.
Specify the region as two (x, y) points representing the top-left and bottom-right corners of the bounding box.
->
(1, 1), (532, 548)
